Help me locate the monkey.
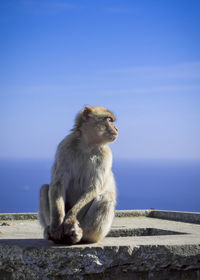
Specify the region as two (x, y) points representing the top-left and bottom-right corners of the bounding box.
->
(38, 106), (118, 245)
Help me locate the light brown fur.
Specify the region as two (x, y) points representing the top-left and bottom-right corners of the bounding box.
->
(39, 106), (118, 244)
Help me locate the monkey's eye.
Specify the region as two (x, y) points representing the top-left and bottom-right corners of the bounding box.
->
(107, 117), (113, 122)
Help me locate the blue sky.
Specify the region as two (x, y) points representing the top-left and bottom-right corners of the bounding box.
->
(1, 0), (200, 160)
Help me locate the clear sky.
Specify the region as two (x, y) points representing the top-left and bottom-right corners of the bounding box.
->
(1, 0), (200, 160)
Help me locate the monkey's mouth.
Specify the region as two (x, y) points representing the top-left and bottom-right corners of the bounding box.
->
(108, 133), (118, 141)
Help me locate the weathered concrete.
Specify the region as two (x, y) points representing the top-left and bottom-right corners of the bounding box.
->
(148, 210), (200, 224)
(0, 210), (200, 280)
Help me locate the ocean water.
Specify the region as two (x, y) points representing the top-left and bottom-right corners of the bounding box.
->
(0, 158), (199, 213)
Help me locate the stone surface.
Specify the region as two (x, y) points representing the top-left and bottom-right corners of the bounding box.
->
(0, 210), (200, 279)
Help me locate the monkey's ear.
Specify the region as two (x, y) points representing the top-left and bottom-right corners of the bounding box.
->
(82, 106), (92, 121)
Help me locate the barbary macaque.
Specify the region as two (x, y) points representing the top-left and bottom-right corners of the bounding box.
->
(39, 106), (118, 244)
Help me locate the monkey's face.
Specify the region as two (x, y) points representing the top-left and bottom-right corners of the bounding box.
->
(94, 116), (118, 143)
(81, 106), (118, 145)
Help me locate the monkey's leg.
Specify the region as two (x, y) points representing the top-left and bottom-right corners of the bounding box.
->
(39, 184), (50, 227)
(47, 182), (66, 243)
(80, 191), (115, 243)
(38, 184), (51, 239)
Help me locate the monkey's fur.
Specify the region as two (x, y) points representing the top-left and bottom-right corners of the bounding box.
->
(39, 106), (118, 244)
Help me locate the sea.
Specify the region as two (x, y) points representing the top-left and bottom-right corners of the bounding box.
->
(0, 158), (200, 213)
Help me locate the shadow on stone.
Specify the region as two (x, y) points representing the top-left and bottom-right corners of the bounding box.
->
(108, 227), (188, 237)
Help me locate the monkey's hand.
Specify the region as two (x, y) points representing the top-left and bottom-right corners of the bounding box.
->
(63, 217), (83, 245)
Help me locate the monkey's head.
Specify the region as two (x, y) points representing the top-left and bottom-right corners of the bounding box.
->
(75, 106), (118, 146)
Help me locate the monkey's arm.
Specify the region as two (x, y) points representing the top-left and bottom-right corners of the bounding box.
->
(66, 187), (99, 219)
(62, 186), (99, 244)
(62, 187), (98, 244)
(65, 153), (111, 221)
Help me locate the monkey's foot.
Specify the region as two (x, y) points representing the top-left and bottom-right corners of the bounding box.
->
(63, 217), (83, 245)
(44, 225), (65, 244)
(43, 226), (51, 240)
